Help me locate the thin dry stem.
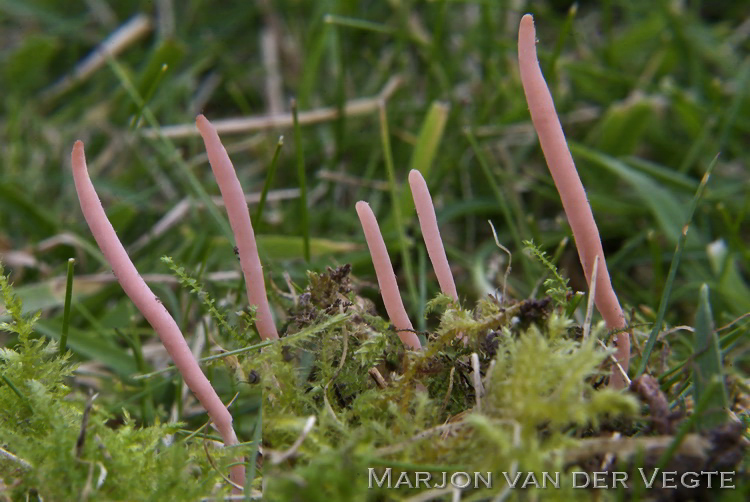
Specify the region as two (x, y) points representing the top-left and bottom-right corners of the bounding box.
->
(149, 76), (401, 138)
(582, 255), (599, 340)
(0, 446), (32, 470)
(471, 352), (483, 412)
(368, 367), (388, 389)
(268, 416), (316, 465)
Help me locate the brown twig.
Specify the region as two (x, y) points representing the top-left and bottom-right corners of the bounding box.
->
(147, 76), (401, 138)
(0, 446), (32, 470)
(268, 416), (316, 465)
(368, 367), (387, 389)
(75, 392), (99, 458)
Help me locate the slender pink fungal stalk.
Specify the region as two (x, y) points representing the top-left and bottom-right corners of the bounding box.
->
(517, 14), (630, 388)
(196, 114), (278, 341)
(71, 141), (245, 491)
(408, 170), (458, 302)
(355, 201), (422, 350)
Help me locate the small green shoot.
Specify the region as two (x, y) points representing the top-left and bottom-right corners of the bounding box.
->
(636, 154), (719, 377)
(399, 101), (449, 219)
(0, 374), (32, 411)
(464, 127), (524, 254)
(323, 14), (394, 35)
(58, 258), (75, 356)
(292, 99), (311, 263)
(546, 3), (578, 83)
(104, 53), (234, 241)
(691, 284), (729, 430)
(657, 378), (721, 469)
(524, 239), (572, 307)
(131, 63), (168, 129)
(245, 408), (263, 496)
(134, 312), (351, 380)
(378, 102), (419, 312)
(161, 256), (249, 344)
(255, 135), (284, 224)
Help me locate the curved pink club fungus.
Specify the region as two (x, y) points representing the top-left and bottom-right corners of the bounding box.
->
(517, 14), (630, 388)
(355, 201), (421, 350)
(71, 141), (245, 491)
(408, 170), (458, 302)
(196, 114), (278, 341)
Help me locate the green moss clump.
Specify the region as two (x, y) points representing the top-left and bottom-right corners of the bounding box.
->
(0, 267), (232, 501)
(257, 266), (638, 500)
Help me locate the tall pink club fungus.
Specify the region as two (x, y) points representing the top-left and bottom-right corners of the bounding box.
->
(71, 141), (245, 491)
(196, 114), (278, 341)
(517, 14), (630, 388)
(355, 201), (422, 350)
(408, 170), (458, 302)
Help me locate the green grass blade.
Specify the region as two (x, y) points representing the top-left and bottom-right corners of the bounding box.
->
(635, 154), (719, 377)
(678, 117), (716, 174)
(0, 375), (32, 410)
(104, 54), (235, 241)
(378, 103), (419, 314)
(254, 136), (284, 224)
(130, 38), (184, 124)
(571, 143), (693, 245)
(407, 101), (449, 178)
(134, 312), (351, 379)
(257, 235), (358, 260)
(464, 128), (525, 256)
(624, 156), (699, 192)
(656, 378), (720, 469)
(323, 14), (394, 35)
(706, 239), (750, 315)
(297, 5), (329, 109)
(121, 329), (155, 424)
(58, 258), (75, 356)
(0, 182), (59, 233)
(292, 100), (311, 263)
(545, 3), (577, 83)
(245, 409), (263, 497)
(396, 101), (449, 223)
(131, 63), (168, 130)
(691, 284), (729, 430)
(35, 320), (138, 377)
(717, 57), (750, 153)
(0, 275), (107, 318)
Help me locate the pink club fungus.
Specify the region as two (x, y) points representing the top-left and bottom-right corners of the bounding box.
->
(71, 141), (245, 492)
(408, 169), (458, 303)
(518, 14), (630, 388)
(196, 114), (278, 341)
(355, 201), (422, 350)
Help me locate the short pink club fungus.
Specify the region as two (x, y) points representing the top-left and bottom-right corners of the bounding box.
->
(196, 114), (278, 341)
(356, 201), (421, 350)
(517, 14), (630, 388)
(408, 170), (458, 302)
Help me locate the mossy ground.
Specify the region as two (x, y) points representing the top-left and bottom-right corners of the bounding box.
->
(258, 262), (747, 501)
